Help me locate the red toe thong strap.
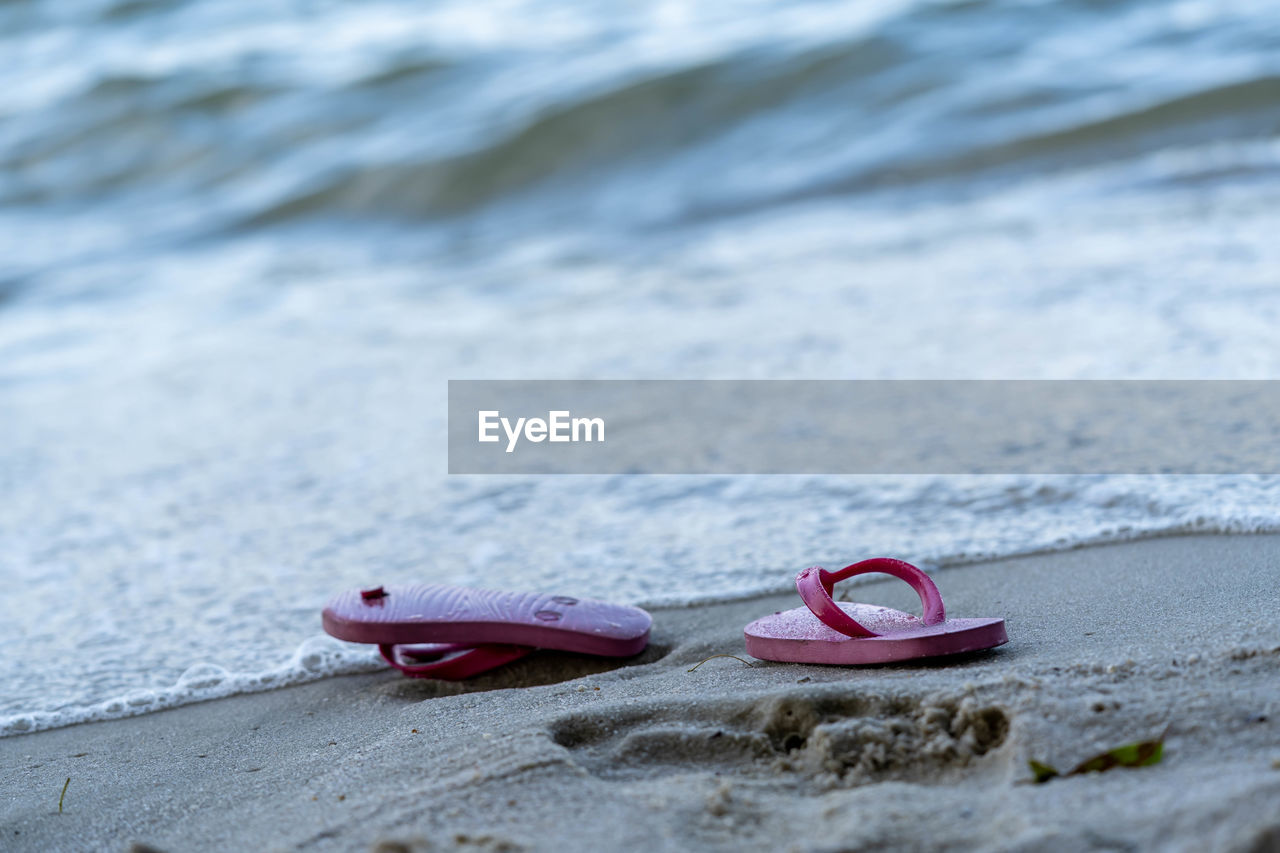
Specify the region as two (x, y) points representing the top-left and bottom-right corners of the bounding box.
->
(379, 643), (532, 679)
(796, 557), (946, 638)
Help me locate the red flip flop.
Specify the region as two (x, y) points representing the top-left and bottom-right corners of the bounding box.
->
(323, 584), (652, 679)
(744, 558), (1007, 665)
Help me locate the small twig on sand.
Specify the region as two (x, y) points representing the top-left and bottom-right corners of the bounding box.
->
(687, 654), (756, 673)
(58, 777), (70, 814)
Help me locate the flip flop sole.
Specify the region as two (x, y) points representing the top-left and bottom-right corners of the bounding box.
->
(744, 602), (1007, 665)
(323, 584), (651, 657)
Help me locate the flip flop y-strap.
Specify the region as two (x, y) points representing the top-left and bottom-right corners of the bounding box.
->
(796, 557), (946, 638)
(379, 643), (532, 679)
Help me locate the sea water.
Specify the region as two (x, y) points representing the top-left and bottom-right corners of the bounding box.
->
(3, 0), (1280, 735)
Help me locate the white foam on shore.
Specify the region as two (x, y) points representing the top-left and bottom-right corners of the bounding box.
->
(0, 639), (384, 738)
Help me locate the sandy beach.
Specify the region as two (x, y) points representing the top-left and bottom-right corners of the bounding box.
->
(3, 534), (1277, 853)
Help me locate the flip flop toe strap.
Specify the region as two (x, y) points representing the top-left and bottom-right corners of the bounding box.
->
(796, 557), (946, 638)
(379, 643), (533, 679)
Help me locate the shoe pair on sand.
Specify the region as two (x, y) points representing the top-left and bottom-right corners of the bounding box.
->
(322, 558), (1007, 679)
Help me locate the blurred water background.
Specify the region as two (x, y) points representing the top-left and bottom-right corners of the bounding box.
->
(3, 0), (1280, 734)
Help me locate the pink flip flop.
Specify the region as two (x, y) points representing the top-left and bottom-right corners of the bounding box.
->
(744, 558), (1007, 665)
(322, 584), (652, 679)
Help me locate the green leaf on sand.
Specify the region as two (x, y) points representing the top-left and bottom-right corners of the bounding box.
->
(1028, 760), (1059, 783)
(1069, 737), (1163, 775)
(1029, 735), (1164, 784)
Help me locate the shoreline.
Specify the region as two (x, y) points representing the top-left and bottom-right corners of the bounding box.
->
(3, 534), (1278, 852)
(15, 524), (1271, 742)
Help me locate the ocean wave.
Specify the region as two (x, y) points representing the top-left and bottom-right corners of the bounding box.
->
(4, 0), (1278, 232)
(236, 34), (914, 226)
(238, 73), (1280, 229)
